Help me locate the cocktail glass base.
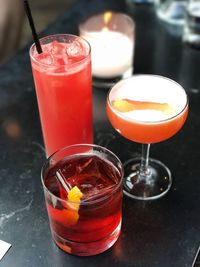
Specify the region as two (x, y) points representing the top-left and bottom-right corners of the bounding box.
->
(123, 158), (172, 200)
(52, 221), (121, 256)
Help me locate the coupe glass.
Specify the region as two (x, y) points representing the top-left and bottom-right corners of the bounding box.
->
(106, 75), (188, 200)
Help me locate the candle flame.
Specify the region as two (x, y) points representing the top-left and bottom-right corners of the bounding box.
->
(103, 11), (112, 25)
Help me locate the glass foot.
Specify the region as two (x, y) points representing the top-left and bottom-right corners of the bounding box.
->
(123, 158), (172, 200)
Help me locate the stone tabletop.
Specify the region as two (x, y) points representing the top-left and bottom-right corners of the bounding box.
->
(0, 1), (200, 266)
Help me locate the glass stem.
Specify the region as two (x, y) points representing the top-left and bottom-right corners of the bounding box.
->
(140, 144), (151, 176)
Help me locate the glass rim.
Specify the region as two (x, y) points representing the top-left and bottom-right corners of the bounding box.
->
(107, 74), (189, 125)
(79, 11), (135, 37)
(41, 143), (124, 206)
(29, 33), (91, 69)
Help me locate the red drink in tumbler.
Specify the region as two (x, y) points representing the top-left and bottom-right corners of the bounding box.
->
(30, 35), (93, 157)
(41, 144), (123, 256)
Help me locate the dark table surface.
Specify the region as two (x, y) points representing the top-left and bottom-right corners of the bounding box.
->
(1, 0), (200, 266)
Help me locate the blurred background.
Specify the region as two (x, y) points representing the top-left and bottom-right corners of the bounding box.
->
(0, 0), (77, 64)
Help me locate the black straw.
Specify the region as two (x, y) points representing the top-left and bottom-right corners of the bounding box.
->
(23, 0), (43, 54)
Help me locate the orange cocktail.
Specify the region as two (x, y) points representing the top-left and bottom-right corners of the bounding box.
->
(107, 75), (188, 200)
(107, 98), (188, 144)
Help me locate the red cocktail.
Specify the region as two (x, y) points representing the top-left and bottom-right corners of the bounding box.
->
(41, 144), (123, 256)
(107, 75), (188, 200)
(30, 35), (93, 157)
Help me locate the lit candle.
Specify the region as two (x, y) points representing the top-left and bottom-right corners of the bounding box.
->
(83, 29), (133, 78)
(80, 12), (135, 81)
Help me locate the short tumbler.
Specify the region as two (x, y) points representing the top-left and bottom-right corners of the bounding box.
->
(41, 144), (123, 256)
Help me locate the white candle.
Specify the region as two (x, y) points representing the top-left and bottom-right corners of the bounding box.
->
(82, 30), (134, 78)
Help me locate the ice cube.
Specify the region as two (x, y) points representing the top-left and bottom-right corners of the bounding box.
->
(46, 40), (68, 66)
(99, 159), (119, 185)
(75, 157), (94, 174)
(52, 55), (68, 66)
(50, 40), (66, 55)
(75, 155), (118, 185)
(66, 40), (86, 61)
(55, 155), (119, 202)
(81, 182), (100, 199)
(42, 42), (53, 53)
(82, 184), (117, 202)
(37, 52), (53, 65)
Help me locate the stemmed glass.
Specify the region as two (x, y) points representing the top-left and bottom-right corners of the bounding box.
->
(106, 75), (188, 200)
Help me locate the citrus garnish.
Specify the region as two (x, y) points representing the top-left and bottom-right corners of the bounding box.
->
(65, 185), (83, 225)
(112, 99), (176, 117)
(55, 240), (72, 254)
(67, 185), (83, 210)
(112, 99), (135, 112)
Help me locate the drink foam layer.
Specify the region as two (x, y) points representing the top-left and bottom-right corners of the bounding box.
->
(110, 75), (187, 122)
